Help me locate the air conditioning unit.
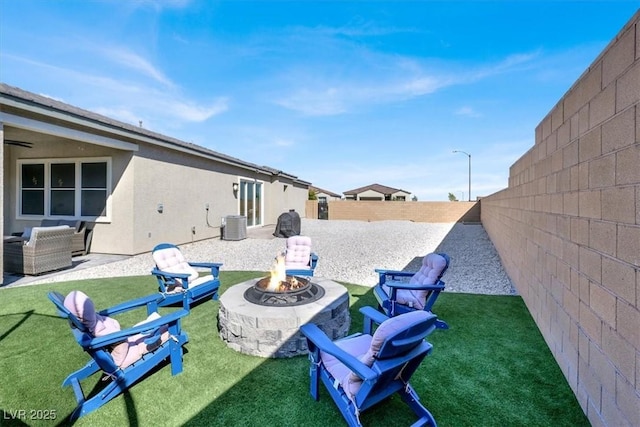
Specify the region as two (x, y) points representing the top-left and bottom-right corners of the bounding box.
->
(223, 215), (247, 241)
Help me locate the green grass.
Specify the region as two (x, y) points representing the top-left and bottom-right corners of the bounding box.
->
(0, 272), (589, 427)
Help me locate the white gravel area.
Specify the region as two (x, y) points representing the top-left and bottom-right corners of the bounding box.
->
(10, 219), (516, 295)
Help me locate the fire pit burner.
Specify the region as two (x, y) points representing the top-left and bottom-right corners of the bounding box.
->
(244, 276), (325, 306)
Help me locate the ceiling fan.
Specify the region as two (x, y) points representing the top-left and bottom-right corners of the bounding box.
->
(3, 139), (33, 148)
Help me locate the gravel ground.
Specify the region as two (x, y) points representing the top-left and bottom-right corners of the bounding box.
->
(10, 219), (516, 295)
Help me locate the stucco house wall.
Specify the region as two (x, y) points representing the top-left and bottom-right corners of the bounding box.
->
(316, 191), (341, 201)
(356, 189), (385, 200)
(480, 11), (639, 427)
(3, 134), (136, 241)
(344, 186), (411, 201)
(1, 84), (310, 265)
(263, 178), (308, 222)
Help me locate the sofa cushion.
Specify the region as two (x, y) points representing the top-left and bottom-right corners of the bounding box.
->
(25, 225), (72, 246)
(40, 219), (82, 232)
(22, 227), (32, 240)
(57, 220), (83, 232)
(40, 219), (59, 227)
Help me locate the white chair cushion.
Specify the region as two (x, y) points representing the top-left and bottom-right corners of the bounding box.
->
(320, 311), (431, 402)
(284, 236), (312, 268)
(190, 274), (214, 288)
(320, 334), (371, 401)
(64, 290), (168, 368)
(153, 247), (200, 286)
(382, 253), (447, 310)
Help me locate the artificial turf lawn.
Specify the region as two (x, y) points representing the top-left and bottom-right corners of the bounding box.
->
(0, 271), (589, 426)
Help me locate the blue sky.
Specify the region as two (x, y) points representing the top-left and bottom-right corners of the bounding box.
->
(1, 1), (638, 201)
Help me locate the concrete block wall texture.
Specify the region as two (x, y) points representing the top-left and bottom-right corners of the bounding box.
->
(481, 11), (639, 427)
(0, 124), (4, 285)
(304, 200), (481, 223)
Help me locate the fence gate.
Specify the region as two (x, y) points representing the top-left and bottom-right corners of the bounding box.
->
(318, 201), (328, 220)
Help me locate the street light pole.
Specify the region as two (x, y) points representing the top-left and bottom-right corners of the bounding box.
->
(453, 150), (471, 201)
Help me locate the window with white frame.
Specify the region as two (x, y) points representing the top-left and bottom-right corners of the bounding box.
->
(18, 158), (111, 220)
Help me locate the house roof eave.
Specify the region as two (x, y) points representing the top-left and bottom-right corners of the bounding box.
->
(0, 83), (307, 183)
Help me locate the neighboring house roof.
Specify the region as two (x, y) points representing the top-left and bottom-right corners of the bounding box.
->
(309, 185), (342, 198)
(343, 183), (410, 196)
(0, 83), (310, 186)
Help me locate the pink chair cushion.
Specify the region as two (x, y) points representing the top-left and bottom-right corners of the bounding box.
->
(64, 290), (168, 368)
(284, 236), (312, 268)
(153, 247), (201, 290)
(382, 253), (447, 310)
(320, 311), (431, 401)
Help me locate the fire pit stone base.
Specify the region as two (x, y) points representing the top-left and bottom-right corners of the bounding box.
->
(218, 277), (350, 358)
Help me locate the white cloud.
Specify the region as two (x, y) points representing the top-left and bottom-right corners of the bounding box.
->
(100, 47), (175, 87)
(271, 46), (538, 116)
(273, 138), (295, 147)
(171, 98), (229, 122)
(113, 0), (191, 11)
(275, 87), (347, 116)
(3, 50), (228, 128)
(455, 106), (482, 117)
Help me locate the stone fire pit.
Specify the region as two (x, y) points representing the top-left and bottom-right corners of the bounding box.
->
(218, 277), (350, 358)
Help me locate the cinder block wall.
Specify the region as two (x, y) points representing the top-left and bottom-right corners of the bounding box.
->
(305, 200), (481, 223)
(481, 12), (639, 427)
(0, 123), (4, 285)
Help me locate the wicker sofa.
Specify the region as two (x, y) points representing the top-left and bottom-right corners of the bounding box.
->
(4, 226), (75, 275)
(40, 220), (87, 256)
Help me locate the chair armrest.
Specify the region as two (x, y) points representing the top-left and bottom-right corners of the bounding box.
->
(359, 306), (389, 335)
(99, 294), (165, 317)
(375, 269), (414, 277)
(86, 309), (188, 350)
(383, 279), (445, 291)
(150, 268), (192, 282)
(375, 269), (414, 286)
(300, 323), (377, 382)
(189, 262), (223, 277)
(151, 268), (194, 293)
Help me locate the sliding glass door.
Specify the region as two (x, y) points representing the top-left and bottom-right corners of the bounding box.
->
(239, 180), (263, 227)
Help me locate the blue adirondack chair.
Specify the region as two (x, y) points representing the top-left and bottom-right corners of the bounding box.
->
(300, 307), (439, 427)
(373, 252), (450, 329)
(48, 290), (189, 421)
(150, 243), (223, 310)
(283, 235), (319, 277)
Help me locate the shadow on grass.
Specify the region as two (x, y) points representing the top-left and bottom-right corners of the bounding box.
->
(183, 282), (589, 427)
(0, 310), (35, 342)
(0, 273), (589, 427)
